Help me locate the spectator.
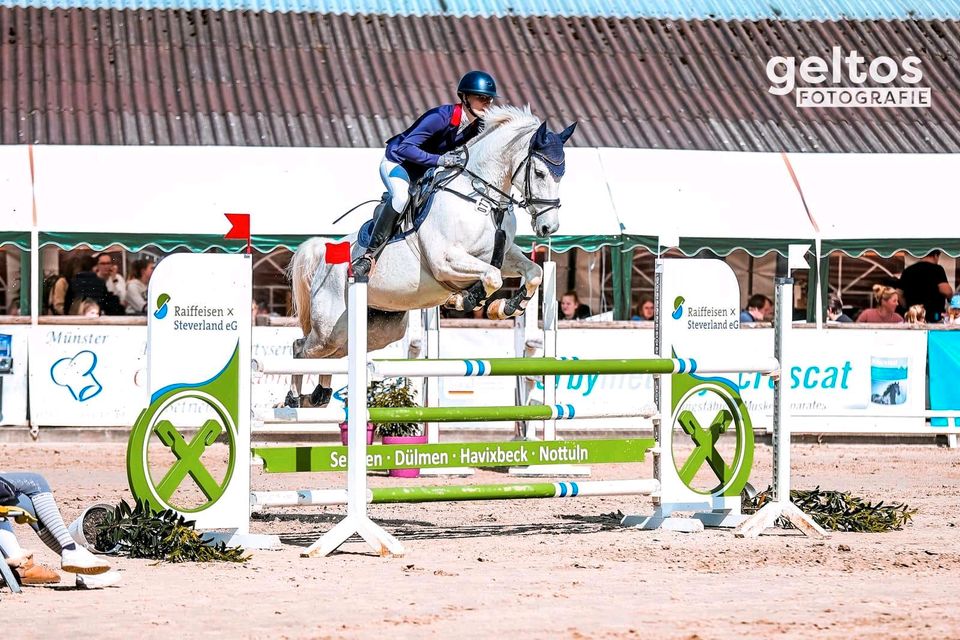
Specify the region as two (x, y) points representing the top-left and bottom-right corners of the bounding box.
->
(125, 258), (155, 315)
(96, 253), (127, 310)
(0, 472), (120, 589)
(64, 255), (123, 316)
(45, 258), (75, 315)
(632, 295), (655, 321)
(251, 295), (273, 324)
(904, 304), (926, 325)
(559, 291), (592, 320)
(740, 294), (772, 323)
(946, 295), (960, 325)
(857, 284), (904, 324)
(898, 250), (952, 323)
(826, 294), (853, 323)
(70, 298), (101, 317)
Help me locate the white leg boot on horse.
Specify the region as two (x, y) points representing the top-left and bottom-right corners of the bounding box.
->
(487, 243), (544, 320)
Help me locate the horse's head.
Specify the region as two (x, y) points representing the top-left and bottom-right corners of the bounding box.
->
(517, 121), (577, 237)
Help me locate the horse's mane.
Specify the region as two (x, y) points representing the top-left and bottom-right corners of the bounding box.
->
(468, 105), (541, 148)
(466, 105), (541, 184)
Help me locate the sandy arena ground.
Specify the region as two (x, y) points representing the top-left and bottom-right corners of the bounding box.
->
(1, 440), (958, 639)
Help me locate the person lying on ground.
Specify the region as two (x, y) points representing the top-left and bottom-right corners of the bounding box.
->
(0, 472), (121, 589)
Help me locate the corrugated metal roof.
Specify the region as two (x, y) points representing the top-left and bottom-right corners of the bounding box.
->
(3, 0), (960, 20)
(1, 7), (958, 152)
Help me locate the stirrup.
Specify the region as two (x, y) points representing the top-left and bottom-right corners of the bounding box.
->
(352, 254), (375, 278)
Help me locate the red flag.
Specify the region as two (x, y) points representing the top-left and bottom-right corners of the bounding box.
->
(224, 213), (252, 254)
(325, 241), (352, 264)
(325, 241), (353, 277)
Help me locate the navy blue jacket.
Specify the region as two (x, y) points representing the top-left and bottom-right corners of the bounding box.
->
(385, 104), (481, 180)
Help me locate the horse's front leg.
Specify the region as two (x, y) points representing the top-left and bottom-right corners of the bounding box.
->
(487, 244), (543, 320)
(435, 248), (504, 312)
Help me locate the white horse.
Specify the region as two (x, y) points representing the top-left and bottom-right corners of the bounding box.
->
(285, 105), (576, 406)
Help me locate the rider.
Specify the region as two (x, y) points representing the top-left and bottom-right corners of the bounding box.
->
(352, 70), (499, 278)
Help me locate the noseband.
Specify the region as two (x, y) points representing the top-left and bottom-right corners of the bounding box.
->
(510, 154), (561, 219)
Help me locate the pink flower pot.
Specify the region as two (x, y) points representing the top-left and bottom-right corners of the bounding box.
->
(382, 434), (428, 477)
(339, 422), (376, 446)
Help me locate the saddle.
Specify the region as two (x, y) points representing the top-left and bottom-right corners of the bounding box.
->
(357, 168), (452, 251)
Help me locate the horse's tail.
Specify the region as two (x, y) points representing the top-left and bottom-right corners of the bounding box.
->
(287, 238), (327, 336)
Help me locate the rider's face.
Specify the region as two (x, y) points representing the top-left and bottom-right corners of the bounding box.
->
(464, 93), (494, 115)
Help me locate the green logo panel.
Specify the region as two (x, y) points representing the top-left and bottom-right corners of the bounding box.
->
(127, 345), (240, 513)
(670, 373), (754, 497)
(254, 438), (656, 474)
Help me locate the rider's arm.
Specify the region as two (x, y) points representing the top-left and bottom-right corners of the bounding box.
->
(392, 111), (447, 167)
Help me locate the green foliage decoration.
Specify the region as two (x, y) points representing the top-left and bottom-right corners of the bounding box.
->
(745, 486), (916, 533)
(94, 499), (250, 563)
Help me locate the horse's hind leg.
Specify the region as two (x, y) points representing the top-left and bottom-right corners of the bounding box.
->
(487, 244), (543, 320)
(283, 337), (308, 408)
(283, 327), (340, 409)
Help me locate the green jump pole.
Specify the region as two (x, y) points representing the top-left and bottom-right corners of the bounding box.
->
(371, 482), (562, 503)
(377, 357), (679, 377)
(249, 479), (660, 508)
(366, 404), (650, 423)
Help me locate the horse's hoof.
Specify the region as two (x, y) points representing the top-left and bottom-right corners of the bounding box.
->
(309, 385), (333, 408)
(461, 294), (485, 312)
(283, 391), (301, 408)
(486, 299), (507, 320)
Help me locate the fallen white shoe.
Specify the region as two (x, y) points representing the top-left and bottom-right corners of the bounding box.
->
(61, 545), (110, 575)
(76, 571), (122, 590)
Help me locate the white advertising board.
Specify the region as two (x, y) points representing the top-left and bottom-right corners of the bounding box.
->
(0, 325), (30, 427)
(23, 322), (926, 435)
(28, 325), (148, 427)
(432, 327), (925, 434)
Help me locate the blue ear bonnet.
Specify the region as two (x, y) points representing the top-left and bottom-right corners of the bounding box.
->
(529, 131), (566, 178)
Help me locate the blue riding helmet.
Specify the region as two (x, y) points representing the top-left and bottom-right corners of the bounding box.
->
(457, 70), (498, 98)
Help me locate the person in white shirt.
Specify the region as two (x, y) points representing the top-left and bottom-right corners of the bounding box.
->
(125, 258), (155, 315)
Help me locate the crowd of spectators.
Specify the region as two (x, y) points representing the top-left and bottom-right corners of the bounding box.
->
(44, 252), (155, 317)
(25, 249), (960, 327)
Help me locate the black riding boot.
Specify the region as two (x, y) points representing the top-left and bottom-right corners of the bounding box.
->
(353, 200), (402, 278)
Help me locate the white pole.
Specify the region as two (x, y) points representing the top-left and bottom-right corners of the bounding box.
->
(303, 274), (404, 557)
(735, 276), (826, 539)
(424, 306), (440, 445)
(542, 261), (558, 441)
(773, 278), (791, 501)
(419, 306), (472, 477)
(516, 285), (540, 440)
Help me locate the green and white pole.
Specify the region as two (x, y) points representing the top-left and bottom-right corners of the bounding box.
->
(251, 478), (659, 508)
(256, 355), (779, 378)
(260, 403), (658, 425)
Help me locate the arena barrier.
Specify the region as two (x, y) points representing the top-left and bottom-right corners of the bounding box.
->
(127, 248), (824, 556)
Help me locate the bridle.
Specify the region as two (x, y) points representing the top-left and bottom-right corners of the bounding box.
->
(510, 151), (562, 218)
(439, 145), (561, 221)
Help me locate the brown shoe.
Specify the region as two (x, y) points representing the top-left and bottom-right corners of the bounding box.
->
(8, 554), (61, 585)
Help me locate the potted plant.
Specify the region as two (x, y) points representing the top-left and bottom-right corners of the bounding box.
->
(370, 377), (427, 478)
(336, 384), (377, 447)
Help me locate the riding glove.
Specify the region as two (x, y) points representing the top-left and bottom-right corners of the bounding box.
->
(438, 149), (466, 168)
